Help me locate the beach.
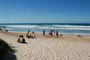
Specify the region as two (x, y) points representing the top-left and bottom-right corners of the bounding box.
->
(0, 31), (90, 60)
(0, 0), (90, 59)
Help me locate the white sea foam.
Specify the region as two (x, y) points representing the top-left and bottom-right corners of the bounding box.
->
(53, 25), (90, 28)
(6, 25), (38, 28)
(1, 24), (90, 35)
(53, 25), (90, 30)
(6, 25), (50, 29)
(5, 25), (90, 30)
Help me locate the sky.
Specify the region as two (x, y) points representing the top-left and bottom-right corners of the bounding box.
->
(0, 0), (90, 23)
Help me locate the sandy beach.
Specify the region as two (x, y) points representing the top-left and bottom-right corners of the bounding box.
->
(0, 31), (90, 60)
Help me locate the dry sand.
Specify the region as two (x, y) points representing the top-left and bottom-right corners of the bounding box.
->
(0, 31), (90, 60)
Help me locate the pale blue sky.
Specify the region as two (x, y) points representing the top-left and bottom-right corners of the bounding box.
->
(0, 0), (90, 23)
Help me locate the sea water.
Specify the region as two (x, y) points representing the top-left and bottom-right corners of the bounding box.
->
(0, 23), (90, 35)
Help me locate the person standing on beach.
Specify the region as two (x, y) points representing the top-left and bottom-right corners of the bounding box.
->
(56, 30), (59, 37)
(26, 30), (31, 38)
(43, 29), (45, 36)
(50, 29), (53, 36)
(53, 29), (55, 36)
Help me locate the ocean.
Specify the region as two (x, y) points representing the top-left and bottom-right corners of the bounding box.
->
(0, 23), (90, 35)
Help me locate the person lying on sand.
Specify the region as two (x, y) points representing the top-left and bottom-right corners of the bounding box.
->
(17, 35), (26, 43)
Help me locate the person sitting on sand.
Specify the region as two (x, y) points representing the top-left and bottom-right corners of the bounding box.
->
(43, 29), (45, 36)
(5, 29), (8, 32)
(77, 34), (83, 37)
(60, 34), (63, 36)
(26, 30), (31, 38)
(30, 32), (36, 39)
(17, 35), (26, 43)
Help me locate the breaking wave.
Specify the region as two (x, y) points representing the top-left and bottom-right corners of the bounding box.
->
(0, 24), (90, 35)
(4, 25), (90, 30)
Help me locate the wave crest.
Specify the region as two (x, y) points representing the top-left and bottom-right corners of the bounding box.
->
(4, 25), (90, 30)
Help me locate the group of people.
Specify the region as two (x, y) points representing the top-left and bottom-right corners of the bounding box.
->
(17, 29), (61, 43)
(77, 34), (83, 37)
(17, 29), (83, 44)
(43, 29), (61, 37)
(17, 30), (36, 43)
(26, 30), (36, 39)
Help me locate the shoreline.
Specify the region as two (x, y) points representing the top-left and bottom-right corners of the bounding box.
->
(8, 31), (90, 36)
